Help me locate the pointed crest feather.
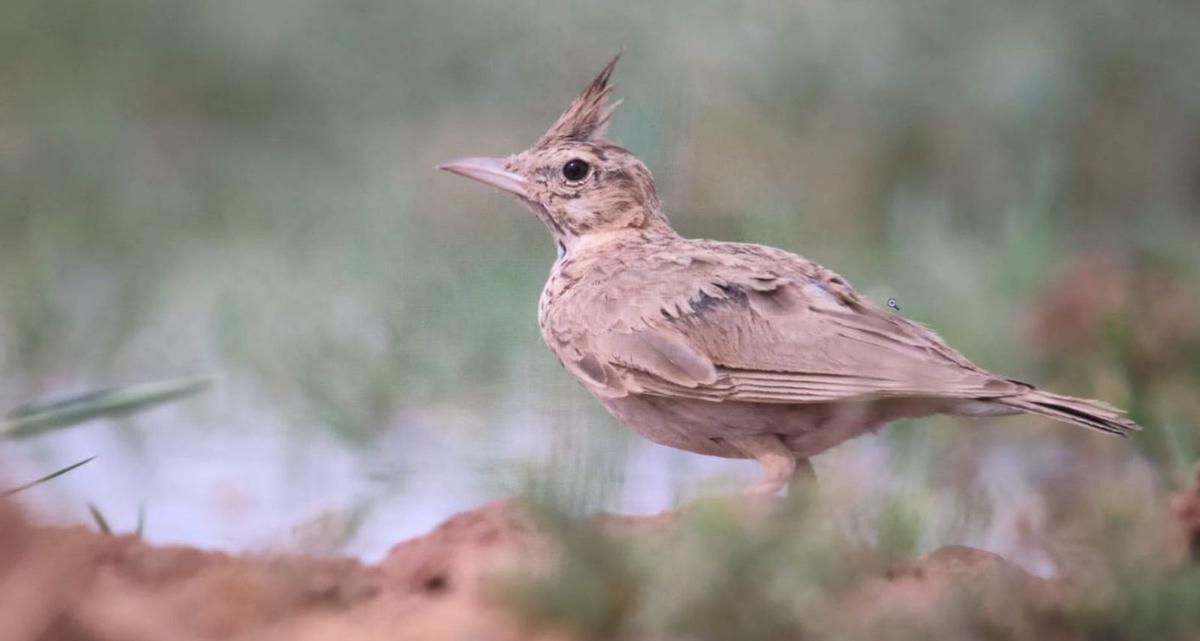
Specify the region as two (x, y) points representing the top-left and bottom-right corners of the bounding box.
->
(538, 54), (622, 146)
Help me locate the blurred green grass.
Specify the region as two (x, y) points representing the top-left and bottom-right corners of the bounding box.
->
(508, 478), (1200, 641)
(1, 0), (1198, 476)
(3, 0), (1200, 636)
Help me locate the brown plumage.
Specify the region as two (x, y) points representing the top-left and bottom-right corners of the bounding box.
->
(439, 56), (1139, 494)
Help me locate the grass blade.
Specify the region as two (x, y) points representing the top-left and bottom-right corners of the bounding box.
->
(87, 503), (113, 535)
(2, 456), (97, 496)
(2, 377), (212, 439)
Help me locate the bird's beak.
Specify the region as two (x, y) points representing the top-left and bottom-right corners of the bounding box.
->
(438, 156), (530, 200)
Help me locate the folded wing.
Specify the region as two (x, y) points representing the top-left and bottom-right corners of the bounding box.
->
(581, 256), (1025, 404)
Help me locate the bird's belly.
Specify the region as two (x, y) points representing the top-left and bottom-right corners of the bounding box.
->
(599, 394), (944, 459)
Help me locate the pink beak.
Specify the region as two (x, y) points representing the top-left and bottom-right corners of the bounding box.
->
(438, 156), (530, 200)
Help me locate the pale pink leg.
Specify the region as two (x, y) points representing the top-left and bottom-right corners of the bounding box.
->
(726, 434), (795, 495)
(791, 458), (816, 485)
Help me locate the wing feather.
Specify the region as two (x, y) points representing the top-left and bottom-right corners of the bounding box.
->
(542, 239), (1022, 405)
(574, 248), (1018, 404)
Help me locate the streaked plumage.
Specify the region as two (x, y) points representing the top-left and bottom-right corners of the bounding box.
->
(440, 56), (1138, 494)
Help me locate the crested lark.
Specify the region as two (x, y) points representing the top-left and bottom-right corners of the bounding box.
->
(440, 56), (1139, 494)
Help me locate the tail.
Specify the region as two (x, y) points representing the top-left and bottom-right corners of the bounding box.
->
(990, 389), (1140, 436)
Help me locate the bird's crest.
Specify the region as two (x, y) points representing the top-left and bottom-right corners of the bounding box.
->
(537, 54), (622, 146)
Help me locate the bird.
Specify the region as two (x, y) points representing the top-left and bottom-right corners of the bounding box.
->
(439, 55), (1139, 494)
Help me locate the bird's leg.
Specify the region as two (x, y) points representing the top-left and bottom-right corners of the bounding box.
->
(791, 457), (816, 484)
(726, 434), (795, 495)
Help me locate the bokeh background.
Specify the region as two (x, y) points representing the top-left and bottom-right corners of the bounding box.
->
(2, 0), (1198, 562)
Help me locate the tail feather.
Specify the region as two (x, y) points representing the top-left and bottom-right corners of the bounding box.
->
(991, 389), (1140, 436)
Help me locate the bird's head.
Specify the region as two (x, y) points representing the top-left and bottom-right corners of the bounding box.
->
(439, 55), (672, 249)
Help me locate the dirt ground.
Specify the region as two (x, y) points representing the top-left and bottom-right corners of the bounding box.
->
(2, 477), (1198, 641)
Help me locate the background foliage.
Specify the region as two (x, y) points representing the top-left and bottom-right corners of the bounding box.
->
(1, 0), (1198, 596)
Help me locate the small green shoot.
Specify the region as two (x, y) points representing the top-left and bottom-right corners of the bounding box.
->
(2, 456), (97, 496)
(87, 503), (113, 535)
(2, 377), (212, 439)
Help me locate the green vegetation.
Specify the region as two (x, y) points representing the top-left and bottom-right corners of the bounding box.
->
(4, 0), (1196, 447)
(510, 481), (1200, 640)
(3, 377), (211, 438)
(2, 456), (95, 496)
(2, 378), (209, 534)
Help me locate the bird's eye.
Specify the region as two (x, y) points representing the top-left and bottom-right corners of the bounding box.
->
(562, 159), (590, 182)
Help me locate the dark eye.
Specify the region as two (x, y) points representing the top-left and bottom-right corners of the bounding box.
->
(562, 158), (590, 182)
